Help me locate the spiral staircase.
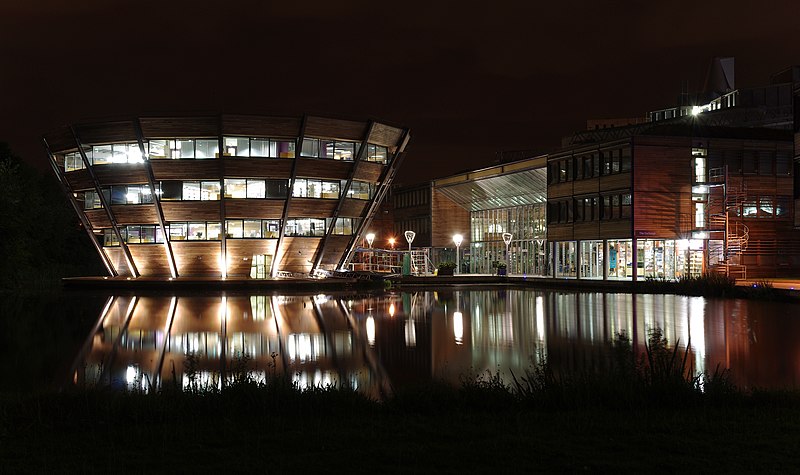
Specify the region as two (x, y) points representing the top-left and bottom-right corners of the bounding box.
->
(707, 168), (749, 279)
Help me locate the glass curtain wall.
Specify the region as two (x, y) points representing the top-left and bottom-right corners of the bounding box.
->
(469, 204), (549, 276)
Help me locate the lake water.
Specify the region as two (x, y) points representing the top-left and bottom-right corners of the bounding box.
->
(4, 289), (800, 396)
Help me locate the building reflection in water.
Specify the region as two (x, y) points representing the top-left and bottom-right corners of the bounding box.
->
(70, 290), (800, 395)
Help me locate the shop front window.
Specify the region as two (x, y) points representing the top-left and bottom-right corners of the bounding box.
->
(580, 240), (603, 279)
(555, 241), (577, 278)
(607, 239), (633, 279)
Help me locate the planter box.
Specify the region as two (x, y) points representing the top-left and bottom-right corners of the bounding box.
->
(496, 268), (507, 276)
(438, 268), (454, 276)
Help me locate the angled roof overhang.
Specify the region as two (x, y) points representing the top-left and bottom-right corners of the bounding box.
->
(433, 156), (548, 211)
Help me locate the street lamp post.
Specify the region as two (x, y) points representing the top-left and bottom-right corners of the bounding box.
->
(404, 230), (415, 252)
(502, 232), (513, 275)
(453, 233), (463, 275)
(366, 233), (375, 272)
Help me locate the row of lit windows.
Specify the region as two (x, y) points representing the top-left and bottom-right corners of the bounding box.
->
(548, 193), (632, 224)
(64, 138), (391, 171)
(735, 196), (791, 218)
(82, 179), (374, 207)
(549, 148), (632, 184)
(65, 143), (146, 171)
(102, 218), (359, 245)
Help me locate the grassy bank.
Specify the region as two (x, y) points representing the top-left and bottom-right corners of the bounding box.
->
(3, 331), (800, 472)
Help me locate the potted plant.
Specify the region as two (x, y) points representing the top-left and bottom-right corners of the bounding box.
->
(437, 261), (456, 276)
(495, 262), (507, 276)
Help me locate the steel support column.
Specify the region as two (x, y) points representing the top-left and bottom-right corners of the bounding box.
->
(338, 129), (411, 270)
(134, 119), (178, 278)
(70, 126), (140, 277)
(311, 121), (376, 273)
(43, 138), (117, 276)
(271, 115), (308, 277)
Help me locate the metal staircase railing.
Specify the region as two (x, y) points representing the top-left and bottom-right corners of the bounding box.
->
(410, 249), (432, 276)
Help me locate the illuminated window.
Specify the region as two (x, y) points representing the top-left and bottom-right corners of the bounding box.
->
(692, 148), (707, 183)
(695, 202), (705, 228)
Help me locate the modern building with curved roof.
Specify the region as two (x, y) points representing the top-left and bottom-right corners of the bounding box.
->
(44, 115), (410, 278)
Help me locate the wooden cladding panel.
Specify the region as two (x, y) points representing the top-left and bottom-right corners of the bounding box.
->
(65, 169), (94, 190)
(599, 172), (632, 192)
(296, 158), (351, 180)
(736, 176), (794, 195)
(225, 199), (284, 219)
(172, 241), (221, 276)
(103, 248), (132, 276)
(139, 117), (218, 138)
(633, 192), (692, 239)
(547, 224), (573, 241)
(573, 222), (600, 241)
(305, 117), (367, 141)
(222, 115), (302, 137)
(223, 158), (292, 178)
(76, 121), (137, 144)
(633, 144), (689, 193)
(598, 221), (632, 240)
(111, 205), (158, 225)
(573, 179), (599, 196)
(288, 198), (337, 217)
(338, 199), (367, 217)
(94, 164), (148, 185)
(151, 160), (220, 180)
(128, 245), (171, 276)
(368, 123), (405, 148)
(319, 236), (351, 268)
(548, 182), (573, 199)
(742, 220), (797, 239)
(85, 209), (111, 228)
(225, 239), (278, 276)
(44, 128), (78, 153)
(162, 201), (221, 222)
(353, 161), (383, 182)
(278, 237), (321, 274)
(431, 189), (470, 247)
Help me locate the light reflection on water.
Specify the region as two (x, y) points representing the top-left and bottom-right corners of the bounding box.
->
(70, 290), (800, 397)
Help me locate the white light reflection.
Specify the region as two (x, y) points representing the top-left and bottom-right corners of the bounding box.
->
(292, 370), (336, 390)
(689, 297), (706, 373)
(219, 296), (228, 323)
(404, 318), (416, 347)
(453, 311), (463, 345)
(287, 333), (314, 362)
(126, 365), (137, 385)
(389, 303), (396, 317)
(536, 296), (545, 342)
(366, 316), (376, 346)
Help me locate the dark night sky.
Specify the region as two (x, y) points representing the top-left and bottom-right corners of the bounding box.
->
(1, 0), (798, 183)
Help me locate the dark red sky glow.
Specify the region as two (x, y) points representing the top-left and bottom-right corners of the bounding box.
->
(1, 0), (798, 182)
